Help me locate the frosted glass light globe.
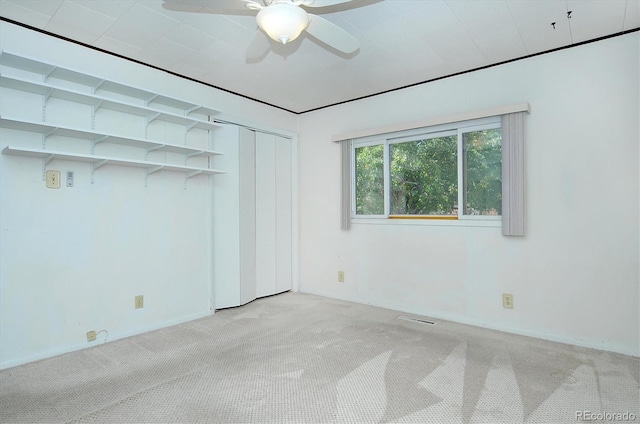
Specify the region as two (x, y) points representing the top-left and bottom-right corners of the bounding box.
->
(256, 3), (310, 44)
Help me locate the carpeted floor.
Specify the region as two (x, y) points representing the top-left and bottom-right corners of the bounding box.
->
(1, 292), (638, 423)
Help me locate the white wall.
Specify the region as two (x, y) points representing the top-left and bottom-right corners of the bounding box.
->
(0, 21), (297, 368)
(297, 32), (640, 356)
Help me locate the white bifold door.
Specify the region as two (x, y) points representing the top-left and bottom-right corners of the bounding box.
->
(213, 125), (293, 309)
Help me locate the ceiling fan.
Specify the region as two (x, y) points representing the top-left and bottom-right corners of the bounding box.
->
(162, 0), (362, 58)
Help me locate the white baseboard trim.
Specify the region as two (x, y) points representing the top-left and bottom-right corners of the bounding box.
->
(0, 310), (212, 370)
(299, 288), (639, 358)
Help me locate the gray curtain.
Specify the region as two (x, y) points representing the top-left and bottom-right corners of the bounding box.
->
(341, 139), (351, 230)
(501, 112), (525, 236)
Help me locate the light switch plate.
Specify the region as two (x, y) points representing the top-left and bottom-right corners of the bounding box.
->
(46, 170), (61, 189)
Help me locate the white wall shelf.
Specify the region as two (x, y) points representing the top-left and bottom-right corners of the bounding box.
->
(0, 74), (222, 131)
(0, 51), (226, 186)
(3, 146), (223, 185)
(0, 51), (221, 118)
(0, 116), (222, 157)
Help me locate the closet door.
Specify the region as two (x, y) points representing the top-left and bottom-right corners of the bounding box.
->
(275, 135), (292, 293)
(255, 132), (278, 298)
(212, 125), (256, 309)
(238, 128), (257, 305)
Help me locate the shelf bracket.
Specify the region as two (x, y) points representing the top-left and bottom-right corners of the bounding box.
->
(145, 165), (164, 187)
(43, 87), (54, 103)
(145, 144), (165, 159)
(91, 159), (108, 184)
(184, 121), (199, 144)
(144, 112), (161, 139)
(91, 100), (104, 130)
(42, 128), (57, 149)
(145, 94), (159, 107)
(184, 170), (203, 189)
(41, 154), (54, 180)
(146, 112), (161, 125)
(185, 105), (199, 116)
(91, 135), (109, 154)
(43, 66), (57, 82)
(93, 80), (106, 94)
(41, 88), (54, 122)
(146, 165), (164, 175)
(184, 150), (204, 165)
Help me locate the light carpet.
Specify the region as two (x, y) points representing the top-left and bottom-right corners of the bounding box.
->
(1, 292), (638, 423)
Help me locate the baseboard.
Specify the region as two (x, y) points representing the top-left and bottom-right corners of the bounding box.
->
(299, 288), (640, 358)
(0, 310), (212, 370)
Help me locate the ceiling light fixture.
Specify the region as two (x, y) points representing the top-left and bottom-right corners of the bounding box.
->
(256, 3), (310, 44)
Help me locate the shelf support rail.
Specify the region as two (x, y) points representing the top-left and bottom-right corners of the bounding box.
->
(91, 159), (108, 184)
(41, 153), (54, 181)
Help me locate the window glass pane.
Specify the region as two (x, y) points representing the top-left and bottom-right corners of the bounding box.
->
(355, 144), (384, 215)
(463, 128), (502, 215)
(390, 135), (458, 215)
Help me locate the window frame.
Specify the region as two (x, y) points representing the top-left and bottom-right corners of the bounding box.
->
(351, 116), (502, 224)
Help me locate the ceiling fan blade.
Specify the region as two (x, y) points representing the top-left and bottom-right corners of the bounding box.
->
(162, 0), (260, 15)
(246, 30), (272, 60)
(303, 0), (353, 6)
(306, 14), (359, 54)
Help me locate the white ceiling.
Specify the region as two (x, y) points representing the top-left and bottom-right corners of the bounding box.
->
(1, 0), (638, 113)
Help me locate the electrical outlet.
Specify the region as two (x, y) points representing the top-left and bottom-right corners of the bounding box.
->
(338, 271), (345, 282)
(45, 170), (61, 189)
(86, 330), (96, 342)
(135, 295), (144, 309)
(502, 293), (514, 309)
(66, 171), (74, 187)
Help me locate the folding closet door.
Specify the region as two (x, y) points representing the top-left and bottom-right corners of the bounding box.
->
(238, 128), (257, 305)
(255, 132), (293, 298)
(255, 132), (278, 298)
(213, 127), (292, 308)
(275, 136), (293, 293)
(212, 125), (256, 309)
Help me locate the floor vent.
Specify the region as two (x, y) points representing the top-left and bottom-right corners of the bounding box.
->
(398, 316), (436, 325)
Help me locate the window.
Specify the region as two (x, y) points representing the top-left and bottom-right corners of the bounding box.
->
(354, 143), (384, 215)
(352, 117), (502, 220)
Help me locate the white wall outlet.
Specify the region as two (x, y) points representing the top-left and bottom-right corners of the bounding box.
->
(135, 295), (144, 309)
(45, 170), (61, 189)
(502, 293), (514, 309)
(338, 271), (345, 282)
(86, 330), (96, 342)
